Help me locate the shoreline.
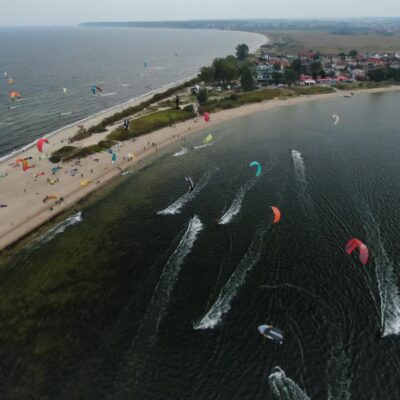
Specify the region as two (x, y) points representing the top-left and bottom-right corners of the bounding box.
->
(1, 85), (399, 251)
(0, 33), (268, 163)
(0, 74), (197, 163)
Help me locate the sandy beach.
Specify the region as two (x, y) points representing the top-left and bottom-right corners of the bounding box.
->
(1, 85), (399, 251)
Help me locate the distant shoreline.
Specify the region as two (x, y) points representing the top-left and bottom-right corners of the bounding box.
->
(1, 85), (400, 252)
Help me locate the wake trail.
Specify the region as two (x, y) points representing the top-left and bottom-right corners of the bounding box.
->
(193, 225), (267, 329)
(268, 366), (310, 400)
(114, 216), (203, 396)
(291, 149), (307, 192)
(34, 211), (83, 245)
(326, 336), (351, 400)
(193, 142), (213, 150)
(366, 213), (400, 336)
(157, 170), (213, 215)
(218, 178), (257, 225)
(172, 146), (188, 157)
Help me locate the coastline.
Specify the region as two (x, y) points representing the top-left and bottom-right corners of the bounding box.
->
(0, 33), (268, 163)
(1, 85), (399, 251)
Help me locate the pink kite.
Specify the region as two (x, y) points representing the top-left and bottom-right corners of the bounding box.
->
(37, 138), (49, 153)
(345, 238), (369, 265)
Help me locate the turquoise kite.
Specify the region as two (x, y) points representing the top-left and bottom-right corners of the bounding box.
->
(249, 161), (262, 177)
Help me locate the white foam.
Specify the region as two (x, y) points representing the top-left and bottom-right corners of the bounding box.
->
(218, 179), (256, 225)
(268, 366), (310, 400)
(326, 337), (351, 400)
(134, 216), (203, 341)
(157, 170), (213, 215)
(193, 227), (266, 329)
(172, 146), (188, 157)
(291, 149), (306, 183)
(374, 234), (400, 336)
(34, 211), (83, 245)
(193, 142), (213, 150)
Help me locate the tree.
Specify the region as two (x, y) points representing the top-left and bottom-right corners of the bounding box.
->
(224, 55), (239, 83)
(320, 69), (327, 78)
(212, 58), (226, 83)
(212, 56), (238, 85)
(236, 44), (249, 61)
(272, 71), (283, 85)
(290, 58), (303, 78)
(368, 68), (388, 82)
(326, 69), (336, 77)
(196, 88), (208, 104)
(311, 61), (322, 74)
(240, 66), (255, 91)
(199, 66), (215, 83)
(283, 68), (296, 86)
(348, 49), (358, 57)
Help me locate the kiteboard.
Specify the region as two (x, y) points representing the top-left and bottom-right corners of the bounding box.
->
(258, 324), (284, 344)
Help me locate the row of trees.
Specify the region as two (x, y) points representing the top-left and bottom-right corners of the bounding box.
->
(368, 66), (400, 82)
(198, 44), (255, 92)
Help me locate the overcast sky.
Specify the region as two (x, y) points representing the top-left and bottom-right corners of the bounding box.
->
(1, 0), (400, 26)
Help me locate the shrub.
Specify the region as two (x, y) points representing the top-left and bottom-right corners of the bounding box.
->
(291, 86), (335, 95)
(107, 108), (195, 141)
(183, 104), (194, 113)
(49, 146), (78, 163)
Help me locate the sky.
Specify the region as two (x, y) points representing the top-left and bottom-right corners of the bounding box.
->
(1, 0), (400, 26)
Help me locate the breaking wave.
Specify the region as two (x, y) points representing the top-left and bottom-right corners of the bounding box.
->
(157, 170), (213, 215)
(193, 226), (266, 329)
(59, 111), (72, 116)
(268, 367), (310, 400)
(218, 179), (256, 225)
(173, 146), (188, 157)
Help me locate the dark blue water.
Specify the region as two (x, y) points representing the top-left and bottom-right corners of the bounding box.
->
(0, 92), (400, 399)
(0, 27), (265, 157)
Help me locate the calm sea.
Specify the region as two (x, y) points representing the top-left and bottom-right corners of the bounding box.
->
(0, 92), (400, 399)
(0, 27), (265, 157)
